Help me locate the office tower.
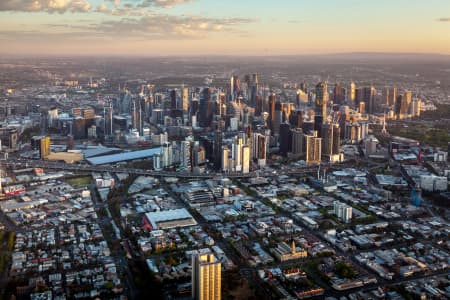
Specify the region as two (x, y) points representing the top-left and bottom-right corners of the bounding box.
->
(388, 87), (398, 106)
(321, 123), (341, 157)
(39, 136), (51, 159)
(363, 86), (377, 114)
(404, 90), (412, 108)
(355, 88), (363, 108)
(272, 101), (282, 135)
(321, 123), (333, 156)
(161, 142), (173, 168)
(180, 140), (191, 171)
(395, 94), (409, 119)
(47, 107), (58, 128)
(411, 99), (421, 117)
(221, 146), (229, 172)
(217, 93), (227, 117)
(268, 93), (276, 130)
(315, 82), (329, 121)
(289, 110), (303, 129)
(251, 133), (267, 167)
(281, 103), (294, 122)
(314, 115), (323, 137)
(345, 122), (362, 143)
(103, 104), (113, 136)
(348, 82), (356, 105)
(199, 88), (213, 127)
(192, 253), (221, 300)
(291, 128), (304, 155)
(279, 123), (292, 156)
(250, 73), (259, 106)
(242, 145), (250, 174)
(305, 131), (322, 165)
(255, 95), (263, 117)
(214, 130), (222, 170)
(332, 124), (341, 155)
(0, 128), (18, 150)
(232, 136), (243, 172)
(232, 75), (240, 94)
(191, 98), (199, 117)
(170, 89), (177, 110)
(382, 87), (397, 106)
(333, 83), (345, 104)
(182, 86), (189, 112)
(131, 98), (143, 135)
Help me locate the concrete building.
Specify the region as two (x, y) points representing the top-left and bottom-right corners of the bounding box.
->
(192, 253), (221, 300)
(305, 131), (322, 165)
(291, 128), (304, 156)
(334, 201), (353, 223)
(0, 127), (18, 150)
(242, 145), (250, 174)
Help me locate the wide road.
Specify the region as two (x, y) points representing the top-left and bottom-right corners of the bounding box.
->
(0, 158), (320, 179)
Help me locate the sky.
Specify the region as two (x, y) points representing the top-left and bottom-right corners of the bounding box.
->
(0, 0), (449, 56)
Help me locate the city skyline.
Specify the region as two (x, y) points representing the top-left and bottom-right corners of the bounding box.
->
(1, 0), (450, 56)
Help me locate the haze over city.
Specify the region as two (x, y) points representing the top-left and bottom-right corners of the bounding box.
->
(1, 0), (450, 56)
(0, 1), (450, 300)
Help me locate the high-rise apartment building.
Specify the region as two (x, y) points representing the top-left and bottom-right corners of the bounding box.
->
(192, 253), (221, 300)
(305, 131), (322, 165)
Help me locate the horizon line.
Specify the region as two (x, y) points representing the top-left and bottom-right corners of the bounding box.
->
(1, 51), (450, 60)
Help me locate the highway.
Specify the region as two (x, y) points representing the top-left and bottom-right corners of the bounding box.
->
(0, 158), (321, 179)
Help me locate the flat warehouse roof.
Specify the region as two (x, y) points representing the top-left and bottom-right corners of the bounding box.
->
(86, 147), (161, 165)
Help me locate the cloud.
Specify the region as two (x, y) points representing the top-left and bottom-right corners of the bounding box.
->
(0, 0), (91, 13)
(138, 0), (194, 8)
(108, 0), (121, 6)
(92, 14), (254, 39)
(436, 17), (450, 22)
(0, 13), (255, 43)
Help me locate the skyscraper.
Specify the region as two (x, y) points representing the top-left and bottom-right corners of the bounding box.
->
(180, 140), (191, 171)
(395, 93), (409, 119)
(315, 82), (329, 121)
(182, 86), (189, 112)
(192, 253), (221, 300)
(279, 123), (292, 156)
(170, 89), (177, 111)
(382, 87), (398, 106)
(251, 132), (267, 167)
(321, 123), (341, 157)
(289, 110), (303, 129)
(349, 82), (356, 105)
(273, 100), (283, 135)
(291, 128), (304, 156)
(221, 146), (229, 172)
(199, 88), (213, 127)
(333, 83), (346, 104)
(268, 93), (276, 131)
(305, 131), (322, 165)
(363, 86), (377, 114)
(214, 130), (222, 170)
(242, 145), (250, 174)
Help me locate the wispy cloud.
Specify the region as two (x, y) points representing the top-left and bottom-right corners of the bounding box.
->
(0, 0), (192, 14)
(92, 14), (254, 39)
(0, 14), (255, 41)
(137, 0), (194, 9)
(436, 17), (450, 22)
(0, 0), (92, 13)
